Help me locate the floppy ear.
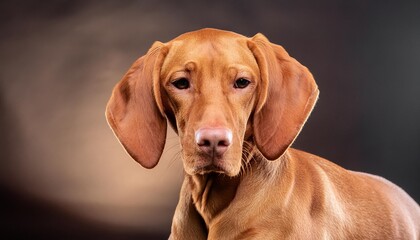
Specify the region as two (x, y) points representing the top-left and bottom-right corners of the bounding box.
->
(248, 33), (319, 160)
(106, 42), (168, 168)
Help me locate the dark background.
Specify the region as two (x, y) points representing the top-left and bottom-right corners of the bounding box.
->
(1, 0), (419, 239)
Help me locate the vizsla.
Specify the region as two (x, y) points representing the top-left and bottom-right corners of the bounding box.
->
(106, 28), (419, 239)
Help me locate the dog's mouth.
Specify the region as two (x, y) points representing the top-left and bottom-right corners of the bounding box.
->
(188, 154), (239, 176)
(194, 163), (227, 175)
(182, 142), (243, 176)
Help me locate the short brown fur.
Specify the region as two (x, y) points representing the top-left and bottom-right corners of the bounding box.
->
(106, 28), (420, 239)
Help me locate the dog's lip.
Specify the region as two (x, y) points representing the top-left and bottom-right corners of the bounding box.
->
(194, 162), (227, 175)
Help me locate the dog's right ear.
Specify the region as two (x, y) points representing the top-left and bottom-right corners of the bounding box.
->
(106, 42), (168, 169)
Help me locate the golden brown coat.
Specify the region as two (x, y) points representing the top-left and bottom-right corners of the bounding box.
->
(106, 28), (420, 239)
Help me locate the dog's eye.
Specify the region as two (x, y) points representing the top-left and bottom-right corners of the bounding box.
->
(234, 78), (251, 89)
(172, 78), (190, 89)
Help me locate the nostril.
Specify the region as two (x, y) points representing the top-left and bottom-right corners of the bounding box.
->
(219, 130), (232, 148)
(199, 139), (211, 147)
(217, 140), (229, 147)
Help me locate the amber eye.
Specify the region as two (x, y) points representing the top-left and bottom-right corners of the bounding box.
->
(172, 78), (190, 89)
(234, 78), (251, 89)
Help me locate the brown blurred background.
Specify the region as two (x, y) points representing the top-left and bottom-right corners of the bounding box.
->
(1, 0), (419, 239)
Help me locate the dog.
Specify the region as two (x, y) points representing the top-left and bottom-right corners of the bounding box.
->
(106, 28), (419, 239)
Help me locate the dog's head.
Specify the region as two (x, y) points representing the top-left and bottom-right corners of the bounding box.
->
(106, 28), (318, 177)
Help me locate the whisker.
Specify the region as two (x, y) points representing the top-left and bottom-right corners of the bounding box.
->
(239, 140), (256, 176)
(165, 151), (183, 172)
(162, 142), (181, 155)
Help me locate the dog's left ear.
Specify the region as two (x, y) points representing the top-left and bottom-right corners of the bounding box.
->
(248, 33), (319, 160)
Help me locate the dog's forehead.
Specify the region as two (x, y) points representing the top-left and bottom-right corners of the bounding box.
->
(170, 36), (248, 59)
(172, 28), (245, 41)
(162, 29), (257, 76)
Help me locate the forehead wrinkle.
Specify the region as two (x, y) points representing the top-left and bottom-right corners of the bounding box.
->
(163, 38), (256, 87)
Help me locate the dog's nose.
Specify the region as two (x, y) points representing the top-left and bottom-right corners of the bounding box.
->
(195, 128), (232, 156)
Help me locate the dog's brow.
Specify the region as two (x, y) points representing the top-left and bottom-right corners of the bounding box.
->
(228, 65), (255, 79)
(165, 62), (198, 82)
(185, 62), (196, 72)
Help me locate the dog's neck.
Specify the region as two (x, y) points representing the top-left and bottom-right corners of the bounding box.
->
(187, 151), (286, 228)
(188, 172), (240, 224)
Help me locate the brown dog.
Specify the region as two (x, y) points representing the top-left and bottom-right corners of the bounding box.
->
(106, 28), (419, 239)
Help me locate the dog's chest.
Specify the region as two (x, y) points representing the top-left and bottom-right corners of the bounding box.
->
(190, 172), (287, 239)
